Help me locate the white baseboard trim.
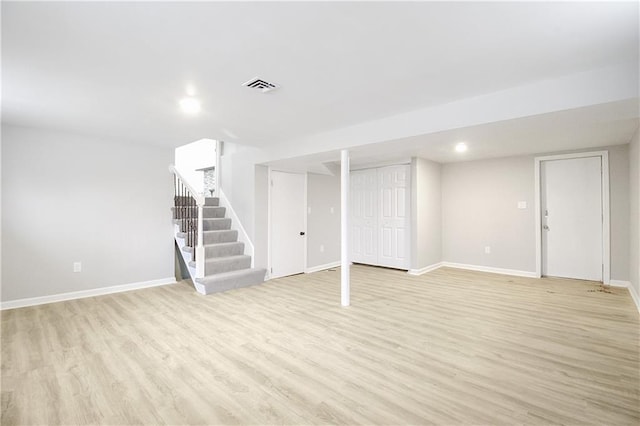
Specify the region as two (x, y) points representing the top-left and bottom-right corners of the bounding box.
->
(1, 277), (177, 310)
(306, 261), (341, 274)
(407, 262), (444, 276)
(609, 280), (640, 313)
(608, 280), (630, 288)
(627, 283), (640, 313)
(442, 262), (538, 278)
(193, 282), (207, 295)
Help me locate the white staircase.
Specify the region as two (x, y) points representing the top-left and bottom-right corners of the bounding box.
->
(171, 167), (265, 294)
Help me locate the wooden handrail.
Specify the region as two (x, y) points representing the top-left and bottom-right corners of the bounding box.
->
(168, 165), (205, 206)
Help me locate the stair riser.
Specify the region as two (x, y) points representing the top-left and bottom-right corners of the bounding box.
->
(204, 257), (251, 275)
(173, 197), (219, 207)
(174, 197), (219, 205)
(203, 231), (238, 244)
(205, 243), (244, 258)
(203, 219), (231, 231)
(200, 270), (266, 294)
(202, 207), (226, 218)
(176, 219), (231, 231)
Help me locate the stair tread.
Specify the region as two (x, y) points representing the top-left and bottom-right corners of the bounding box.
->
(176, 217), (228, 221)
(172, 205), (222, 209)
(178, 229), (236, 236)
(184, 241), (242, 247)
(181, 241), (243, 251)
(195, 268), (266, 284)
(205, 241), (242, 247)
(204, 254), (250, 263)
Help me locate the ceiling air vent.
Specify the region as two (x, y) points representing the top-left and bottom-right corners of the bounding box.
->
(242, 77), (279, 93)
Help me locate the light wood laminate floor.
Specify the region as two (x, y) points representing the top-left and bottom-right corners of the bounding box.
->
(2, 265), (639, 425)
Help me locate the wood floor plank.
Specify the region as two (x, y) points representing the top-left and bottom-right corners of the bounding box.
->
(1, 265), (638, 425)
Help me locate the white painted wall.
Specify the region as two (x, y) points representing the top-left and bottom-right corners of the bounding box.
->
(442, 145), (630, 280)
(411, 157), (442, 270)
(608, 146), (630, 280)
(174, 138), (216, 194)
(629, 127), (639, 300)
(219, 141), (268, 241)
(1, 125), (175, 302)
(253, 165), (269, 271)
(307, 172), (341, 269)
(442, 156), (535, 273)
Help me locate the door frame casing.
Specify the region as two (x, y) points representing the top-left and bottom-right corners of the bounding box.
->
(267, 168), (308, 280)
(534, 151), (610, 283)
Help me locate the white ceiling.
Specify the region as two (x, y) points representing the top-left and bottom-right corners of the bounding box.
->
(3, 1), (639, 163)
(267, 100), (640, 173)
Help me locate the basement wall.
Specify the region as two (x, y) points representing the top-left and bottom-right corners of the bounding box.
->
(629, 127), (639, 301)
(441, 144), (630, 280)
(219, 141), (268, 241)
(306, 172), (341, 270)
(253, 165), (269, 271)
(411, 157), (442, 270)
(1, 125), (175, 302)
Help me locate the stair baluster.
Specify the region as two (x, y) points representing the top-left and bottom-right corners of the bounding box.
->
(172, 170), (201, 264)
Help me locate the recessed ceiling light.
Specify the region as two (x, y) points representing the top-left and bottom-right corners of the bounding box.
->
(179, 97), (201, 114)
(455, 142), (468, 153)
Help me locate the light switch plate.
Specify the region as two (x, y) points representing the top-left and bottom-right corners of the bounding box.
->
(517, 201), (527, 209)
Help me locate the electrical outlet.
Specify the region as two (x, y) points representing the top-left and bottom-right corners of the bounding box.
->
(73, 262), (82, 272)
(484, 246), (491, 254)
(517, 201), (527, 209)
(320, 245), (325, 253)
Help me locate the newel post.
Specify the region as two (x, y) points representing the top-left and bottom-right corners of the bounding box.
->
(196, 195), (205, 279)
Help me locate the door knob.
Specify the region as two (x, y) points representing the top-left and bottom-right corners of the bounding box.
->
(300, 231), (306, 236)
(543, 225), (549, 230)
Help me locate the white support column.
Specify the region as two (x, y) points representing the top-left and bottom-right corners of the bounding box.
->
(341, 149), (350, 307)
(196, 198), (205, 279)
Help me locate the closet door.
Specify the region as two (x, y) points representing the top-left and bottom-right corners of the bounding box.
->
(377, 165), (410, 269)
(351, 169), (378, 265)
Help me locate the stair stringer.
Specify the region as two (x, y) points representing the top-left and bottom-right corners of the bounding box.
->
(173, 224), (207, 294)
(218, 188), (254, 266)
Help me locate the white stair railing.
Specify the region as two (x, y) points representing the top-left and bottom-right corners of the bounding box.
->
(170, 165), (205, 279)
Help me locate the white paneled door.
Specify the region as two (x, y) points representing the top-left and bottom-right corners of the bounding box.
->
(351, 169), (378, 265)
(378, 166), (410, 269)
(351, 165), (410, 270)
(541, 157), (603, 281)
(270, 171), (306, 279)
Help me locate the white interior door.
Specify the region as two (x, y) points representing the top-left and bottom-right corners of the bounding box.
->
(351, 169), (378, 265)
(270, 171), (306, 278)
(377, 165), (410, 269)
(541, 157), (603, 281)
